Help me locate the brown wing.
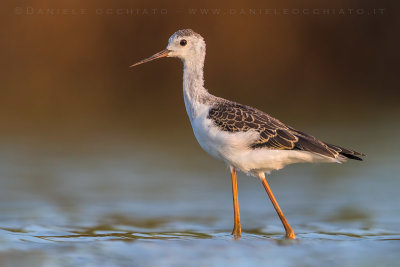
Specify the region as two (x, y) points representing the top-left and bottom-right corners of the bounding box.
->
(207, 101), (365, 160)
(208, 102), (298, 150)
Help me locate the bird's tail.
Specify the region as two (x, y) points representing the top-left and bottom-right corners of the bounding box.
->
(326, 143), (366, 161)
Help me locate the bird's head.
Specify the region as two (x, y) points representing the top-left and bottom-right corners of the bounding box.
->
(130, 29), (205, 67)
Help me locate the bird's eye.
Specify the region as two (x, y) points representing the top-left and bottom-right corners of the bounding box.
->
(180, 39), (187, 46)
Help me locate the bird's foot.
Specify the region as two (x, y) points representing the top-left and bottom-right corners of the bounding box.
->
(232, 226), (242, 239)
(285, 231), (296, 240)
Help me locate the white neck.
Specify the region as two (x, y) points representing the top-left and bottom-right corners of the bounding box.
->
(182, 56), (210, 121)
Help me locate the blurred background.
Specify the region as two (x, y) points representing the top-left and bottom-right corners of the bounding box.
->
(0, 0), (398, 138)
(0, 0), (399, 266)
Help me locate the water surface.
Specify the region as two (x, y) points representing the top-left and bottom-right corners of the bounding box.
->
(0, 121), (399, 266)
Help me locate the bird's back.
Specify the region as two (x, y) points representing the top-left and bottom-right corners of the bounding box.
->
(203, 96), (365, 167)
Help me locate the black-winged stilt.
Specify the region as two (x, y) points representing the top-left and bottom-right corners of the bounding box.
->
(130, 29), (365, 239)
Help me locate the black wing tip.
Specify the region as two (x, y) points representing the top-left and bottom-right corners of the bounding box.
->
(327, 143), (366, 161)
(341, 152), (364, 161)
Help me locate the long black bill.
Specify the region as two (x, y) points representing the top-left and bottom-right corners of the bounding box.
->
(130, 49), (170, 68)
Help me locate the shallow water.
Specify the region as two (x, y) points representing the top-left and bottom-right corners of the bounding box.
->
(0, 121), (399, 267)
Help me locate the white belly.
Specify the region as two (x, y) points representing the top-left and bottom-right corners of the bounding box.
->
(187, 104), (338, 176)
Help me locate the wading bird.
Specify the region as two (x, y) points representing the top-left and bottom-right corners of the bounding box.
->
(130, 29), (364, 239)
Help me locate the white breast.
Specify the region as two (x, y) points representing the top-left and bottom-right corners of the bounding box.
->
(186, 103), (339, 176)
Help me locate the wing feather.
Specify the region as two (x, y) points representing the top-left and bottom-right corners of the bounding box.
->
(207, 100), (365, 160)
